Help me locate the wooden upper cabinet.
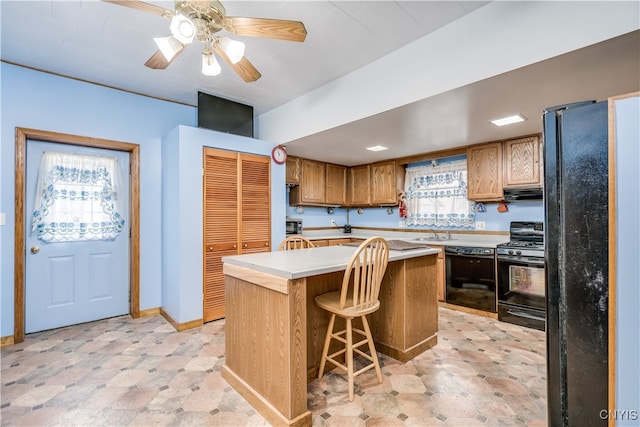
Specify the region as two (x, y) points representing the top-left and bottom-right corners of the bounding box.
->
(467, 142), (504, 201)
(285, 156), (300, 185)
(349, 164), (371, 206)
(503, 135), (542, 188)
(371, 160), (399, 205)
(289, 159), (347, 206)
(299, 159), (326, 204)
(325, 163), (347, 206)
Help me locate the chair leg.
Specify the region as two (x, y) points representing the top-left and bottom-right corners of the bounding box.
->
(318, 313), (336, 380)
(346, 317), (354, 401)
(361, 315), (383, 384)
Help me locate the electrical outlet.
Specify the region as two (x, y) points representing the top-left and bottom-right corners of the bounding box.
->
(475, 221), (486, 230)
(330, 220), (337, 226)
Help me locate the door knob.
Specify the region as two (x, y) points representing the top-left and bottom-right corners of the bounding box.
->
(30, 246), (40, 254)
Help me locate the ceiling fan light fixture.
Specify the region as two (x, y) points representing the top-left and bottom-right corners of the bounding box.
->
(202, 51), (222, 76)
(170, 14), (196, 44)
(153, 36), (183, 61)
(219, 36), (245, 64)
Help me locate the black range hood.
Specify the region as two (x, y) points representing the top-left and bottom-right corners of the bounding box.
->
(503, 187), (543, 201)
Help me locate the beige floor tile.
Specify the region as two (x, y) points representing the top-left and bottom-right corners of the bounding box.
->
(1, 307), (547, 426)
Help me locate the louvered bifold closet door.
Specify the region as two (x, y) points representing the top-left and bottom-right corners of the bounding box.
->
(203, 148), (239, 322)
(240, 154), (271, 254)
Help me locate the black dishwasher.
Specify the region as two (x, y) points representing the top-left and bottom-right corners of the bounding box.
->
(445, 246), (496, 312)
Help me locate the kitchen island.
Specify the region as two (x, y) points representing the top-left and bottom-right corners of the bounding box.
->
(221, 244), (440, 427)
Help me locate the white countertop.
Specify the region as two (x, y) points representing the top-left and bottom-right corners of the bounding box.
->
(222, 244), (440, 280)
(301, 230), (509, 248)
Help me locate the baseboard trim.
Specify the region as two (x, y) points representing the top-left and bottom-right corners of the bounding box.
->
(160, 308), (203, 332)
(1, 335), (15, 347)
(222, 365), (312, 427)
(139, 307), (160, 317)
(439, 302), (499, 319)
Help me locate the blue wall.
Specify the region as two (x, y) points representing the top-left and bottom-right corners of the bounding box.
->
(613, 95), (640, 423)
(286, 194), (544, 232)
(161, 126), (285, 323)
(0, 63), (286, 332)
(0, 63), (195, 336)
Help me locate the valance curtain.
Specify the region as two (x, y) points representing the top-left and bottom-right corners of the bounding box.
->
(31, 151), (125, 242)
(404, 159), (475, 228)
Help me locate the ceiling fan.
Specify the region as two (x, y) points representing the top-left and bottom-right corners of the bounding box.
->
(104, 0), (307, 82)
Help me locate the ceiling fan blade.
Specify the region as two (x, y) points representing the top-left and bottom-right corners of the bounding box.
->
(102, 0), (175, 18)
(144, 46), (185, 70)
(214, 46), (261, 82)
(223, 17), (307, 42)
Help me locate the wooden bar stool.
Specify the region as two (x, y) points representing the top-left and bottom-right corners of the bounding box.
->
(314, 236), (390, 401)
(277, 235), (316, 251)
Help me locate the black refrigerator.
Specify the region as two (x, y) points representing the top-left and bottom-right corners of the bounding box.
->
(543, 100), (609, 426)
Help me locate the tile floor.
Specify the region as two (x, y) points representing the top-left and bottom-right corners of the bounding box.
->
(1, 307), (547, 426)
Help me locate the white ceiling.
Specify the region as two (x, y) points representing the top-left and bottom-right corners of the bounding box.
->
(2, 1), (639, 166)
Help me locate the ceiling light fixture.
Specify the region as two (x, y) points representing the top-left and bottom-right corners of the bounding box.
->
(491, 114), (526, 127)
(218, 36), (245, 64)
(201, 50), (221, 76)
(170, 14), (196, 44)
(366, 145), (389, 152)
(153, 36), (184, 61)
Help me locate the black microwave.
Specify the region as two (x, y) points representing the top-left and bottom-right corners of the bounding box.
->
(286, 218), (303, 235)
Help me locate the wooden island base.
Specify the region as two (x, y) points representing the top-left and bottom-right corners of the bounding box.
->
(222, 253), (439, 427)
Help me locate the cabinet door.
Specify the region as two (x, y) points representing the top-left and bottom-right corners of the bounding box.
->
(467, 142), (504, 201)
(286, 156), (300, 185)
(371, 160), (398, 205)
(349, 164), (371, 206)
(325, 163), (347, 206)
(203, 148), (239, 322)
(504, 135), (542, 187)
(240, 154), (271, 254)
(300, 159), (326, 204)
(203, 149), (271, 323)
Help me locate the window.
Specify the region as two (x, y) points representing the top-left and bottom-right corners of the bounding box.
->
(31, 151), (125, 242)
(404, 158), (475, 229)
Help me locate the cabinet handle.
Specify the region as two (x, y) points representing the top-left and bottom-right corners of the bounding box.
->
(243, 244), (248, 248)
(209, 246), (213, 252)
(233, 244), (237, 249)
(265, 242), (269, 247)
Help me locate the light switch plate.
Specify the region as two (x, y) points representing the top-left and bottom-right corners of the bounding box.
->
(0, 213), (5, 226)
(475, 221), (486, 230)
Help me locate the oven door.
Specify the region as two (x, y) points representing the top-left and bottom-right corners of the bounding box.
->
(497, 254), (545, 329)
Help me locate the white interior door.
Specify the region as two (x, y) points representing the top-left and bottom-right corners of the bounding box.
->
(25, 141), (130, 333)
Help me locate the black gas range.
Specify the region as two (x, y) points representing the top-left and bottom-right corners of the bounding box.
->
(497, 221), (546, 331)
(497, 221), (544, 258)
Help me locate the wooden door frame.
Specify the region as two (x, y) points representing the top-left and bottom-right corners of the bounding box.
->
(14, 128), (140, 343)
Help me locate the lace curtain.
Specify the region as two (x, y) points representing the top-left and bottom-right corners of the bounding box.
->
(404, 159), (475, 228)
(31, 152), (125, 242)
